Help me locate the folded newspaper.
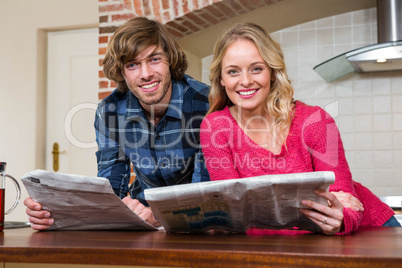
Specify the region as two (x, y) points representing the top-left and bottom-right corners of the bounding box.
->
(145, 171), (335, 233)
(21, 170), (158, 231)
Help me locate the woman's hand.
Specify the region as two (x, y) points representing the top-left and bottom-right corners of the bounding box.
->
(122, 197), (161, 227)
(331, 191), (364, 211)
(299, 189), (344, 235)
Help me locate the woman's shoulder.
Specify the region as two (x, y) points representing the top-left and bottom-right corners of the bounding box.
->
(201, 106), (234, 127)
(293, 100), (332, 122)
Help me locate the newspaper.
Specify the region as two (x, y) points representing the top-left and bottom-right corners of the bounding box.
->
(145, 171), (335, 233)
(21, 170), (158, 231)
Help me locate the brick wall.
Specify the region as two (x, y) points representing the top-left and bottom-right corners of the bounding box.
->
(98, 0), (282, 99)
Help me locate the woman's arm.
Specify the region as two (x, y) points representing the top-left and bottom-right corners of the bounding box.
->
(200, 114), (241, 181)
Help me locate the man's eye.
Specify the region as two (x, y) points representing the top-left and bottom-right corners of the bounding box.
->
(126, 62), (138, 69)
(150, 57), (162, 63)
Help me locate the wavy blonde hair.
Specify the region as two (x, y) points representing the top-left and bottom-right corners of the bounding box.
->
(208, 22), (294, 141)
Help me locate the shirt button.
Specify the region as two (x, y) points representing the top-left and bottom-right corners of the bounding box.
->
(161, 163), (166, 167)
(156, 134), (160, 139)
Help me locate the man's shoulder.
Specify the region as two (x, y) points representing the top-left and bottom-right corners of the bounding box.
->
(181, 74), (210, 98)
(97, 89), (128, 114)
(99, 89), (127, 104)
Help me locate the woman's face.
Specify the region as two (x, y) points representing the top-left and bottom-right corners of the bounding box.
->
(220, 39), (273, 114)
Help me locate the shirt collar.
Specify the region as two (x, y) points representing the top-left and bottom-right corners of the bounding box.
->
(124, 79), (184, 121)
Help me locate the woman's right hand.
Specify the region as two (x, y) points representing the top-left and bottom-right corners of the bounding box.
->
(24, 197), (54, 230)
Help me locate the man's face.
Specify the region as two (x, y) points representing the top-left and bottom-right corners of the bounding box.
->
(122, 46), (172, 109)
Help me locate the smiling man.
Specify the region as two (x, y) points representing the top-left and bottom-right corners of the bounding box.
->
(24, 17), (211, 230)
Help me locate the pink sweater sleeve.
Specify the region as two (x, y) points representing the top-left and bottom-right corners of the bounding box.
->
(301, 107), (362, 234)
(200, 112), (241, 181)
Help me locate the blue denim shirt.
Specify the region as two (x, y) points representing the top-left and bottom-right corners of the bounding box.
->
(94, 74), (210, 205)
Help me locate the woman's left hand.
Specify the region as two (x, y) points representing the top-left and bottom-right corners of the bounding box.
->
(299, 189), (344, 235)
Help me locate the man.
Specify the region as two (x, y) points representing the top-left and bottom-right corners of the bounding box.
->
(24, 17), (210, 230)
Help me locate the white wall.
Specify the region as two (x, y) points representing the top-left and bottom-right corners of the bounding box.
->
(0, 0), (98, 221)
(202, 8), (402, 197)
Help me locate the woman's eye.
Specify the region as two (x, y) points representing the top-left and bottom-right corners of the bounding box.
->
(228, 70), (238, 75)
(252, 66), (263, 72)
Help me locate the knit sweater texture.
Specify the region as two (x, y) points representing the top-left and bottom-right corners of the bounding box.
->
(200, 101), (394, 235)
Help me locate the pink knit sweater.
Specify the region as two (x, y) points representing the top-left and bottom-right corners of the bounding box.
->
(200, 101), (394, 235)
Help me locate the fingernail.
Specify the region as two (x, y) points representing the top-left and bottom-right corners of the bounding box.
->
(48, 218), (54, 224)
(44, 212), (51, 218)
(301, 200), (308, 205)
(35, 205), (41, 210)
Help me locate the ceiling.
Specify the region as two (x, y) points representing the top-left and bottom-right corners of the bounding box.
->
(177, 0), (377, 58)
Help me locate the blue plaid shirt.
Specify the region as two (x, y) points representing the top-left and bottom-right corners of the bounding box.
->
(95, 74), (210, 205)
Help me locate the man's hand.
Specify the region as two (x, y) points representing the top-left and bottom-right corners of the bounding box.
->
(122, 197), (161, 227)
(24, 197), (54, 231)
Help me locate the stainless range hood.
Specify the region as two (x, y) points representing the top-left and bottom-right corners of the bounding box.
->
(314, 0), (402, 82)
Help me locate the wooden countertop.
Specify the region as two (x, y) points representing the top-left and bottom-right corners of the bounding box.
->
(1, 227), (402, 267)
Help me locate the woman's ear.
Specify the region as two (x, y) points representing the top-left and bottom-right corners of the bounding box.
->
(220, 78), (225, 87)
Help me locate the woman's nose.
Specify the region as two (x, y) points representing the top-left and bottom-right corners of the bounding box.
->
(240, 73), (252, 87)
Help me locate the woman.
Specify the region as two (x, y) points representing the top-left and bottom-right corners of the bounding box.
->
(200, 22), (399, 235)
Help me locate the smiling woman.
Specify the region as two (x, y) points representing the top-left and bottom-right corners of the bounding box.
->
(200, 22), (399, 236)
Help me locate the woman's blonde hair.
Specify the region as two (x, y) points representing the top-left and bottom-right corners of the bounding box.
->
(102, 17), (188, 93)
(208, 22), (294, 140)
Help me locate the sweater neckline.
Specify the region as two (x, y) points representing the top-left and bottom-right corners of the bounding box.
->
(223, 101), (301, 157)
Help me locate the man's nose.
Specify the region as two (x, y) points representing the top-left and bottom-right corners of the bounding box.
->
(140, 63), (153, 80)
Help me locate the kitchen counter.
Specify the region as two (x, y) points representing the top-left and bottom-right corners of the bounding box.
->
(1, 226), (402, 267)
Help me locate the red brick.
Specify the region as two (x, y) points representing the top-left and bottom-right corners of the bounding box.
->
(162, 0), (170, 9)
(110, 81), (116, 88)
(152, 0), (161, 20)
(168, 20), (188, 33)
(99, 3), (127, 13)
(192, 0), (198, 10)
(99, 81), (109, 89)
(99, 47), (107, 55)
(185, 12), (207, 27)
(99, 26), (120, 34)
(99, 15), (108, 23)
(123, 0), (133, 10)
(163, 11), (171, 22)
(112, 13), (136, 21)
(213, 2), (236, 18)
(205, 4), (225, 19)
(196, 10), (219, 25)
(173, 0), (179, 18)
(180, 19), (201, 33)
(98, 91), (112, 100)
(227, 1), (245, 14)
(99, 35), (108, 44)
(133, 0), (144, 16)
(182, 0), (190, 15)
(99, 70), (105, 78)
(143, 0), (152, 16)
(165, 24), (185, 38)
